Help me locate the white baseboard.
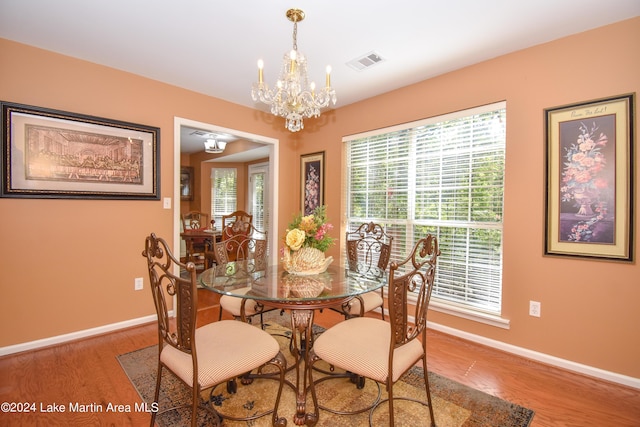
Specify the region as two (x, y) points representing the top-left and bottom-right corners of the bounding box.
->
(0, 314), (160, 357)
(427, 320), (640, 390)
(3, 310), (638, 390)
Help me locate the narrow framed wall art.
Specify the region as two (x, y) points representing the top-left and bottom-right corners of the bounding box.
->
(180, 166), (194, 201)
(301, 151), (325, 215)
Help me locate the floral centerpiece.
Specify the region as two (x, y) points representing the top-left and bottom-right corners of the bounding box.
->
(560, 122), (608, 217)
(282, 205), (335, 275)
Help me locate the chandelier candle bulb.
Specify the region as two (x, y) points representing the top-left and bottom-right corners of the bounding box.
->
(290, 50), (297, 73)
(257, 59), (264, 83)
(326, 65), (331, 88)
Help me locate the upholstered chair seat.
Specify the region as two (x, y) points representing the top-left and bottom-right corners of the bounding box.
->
(343, 292), (385, 319)
(219, 288), (268, 319)
(313, 317), (423, 384)
(161, 319), (280, 388)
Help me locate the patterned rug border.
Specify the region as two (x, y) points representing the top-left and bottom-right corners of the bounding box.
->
(118, 320), (534, 426)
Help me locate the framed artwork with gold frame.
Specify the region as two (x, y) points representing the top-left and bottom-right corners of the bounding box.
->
(301, 151), (325, 215)
(544, 93), (635, 261)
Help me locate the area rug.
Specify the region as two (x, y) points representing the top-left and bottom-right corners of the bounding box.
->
(118, 319), (534, 426)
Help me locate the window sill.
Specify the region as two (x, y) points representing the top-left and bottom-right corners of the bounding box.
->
(428, 300), (510, 329)
(390, 292), (510, 329)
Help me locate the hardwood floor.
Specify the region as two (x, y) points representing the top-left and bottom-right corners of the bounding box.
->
(1, 294), (638, 426)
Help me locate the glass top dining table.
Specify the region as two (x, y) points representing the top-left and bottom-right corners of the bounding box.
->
(198, 259), (386, 426)
(198, 260), (386, 309)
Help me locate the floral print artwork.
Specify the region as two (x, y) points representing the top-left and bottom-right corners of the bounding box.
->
(558, 116), (615, 243)
(303, 162), (321, 216)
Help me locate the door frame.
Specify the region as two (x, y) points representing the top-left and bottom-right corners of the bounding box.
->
(173, 117), (280, 265)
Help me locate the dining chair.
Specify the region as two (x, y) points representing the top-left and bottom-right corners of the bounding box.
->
(215, 215), (254, 263)
(222, 210), (253, 228)
(180, 211), (214, 268)
(308, 235), (440, 427)
(211, 224), (277, 328)
(332, 222), (393, 320)
(142, 233), (286, 427)
(216, 217), (258, 260)
(181, 210), (212, 231)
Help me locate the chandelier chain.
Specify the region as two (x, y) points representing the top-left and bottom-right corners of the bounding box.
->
(292, 22), (298, 51)
(251, 8), (336, 132)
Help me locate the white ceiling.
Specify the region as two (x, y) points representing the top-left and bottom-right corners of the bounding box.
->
(1, 1), (638, 155)
(179, 124), (270, 159)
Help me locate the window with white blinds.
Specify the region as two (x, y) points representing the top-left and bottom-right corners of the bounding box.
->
(343, 102), (506, 314)
(211, 168), (237, 229)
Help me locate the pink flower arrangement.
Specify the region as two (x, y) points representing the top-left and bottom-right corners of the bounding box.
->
(560, 122), (608, 203)
(283, 205), (335, 253)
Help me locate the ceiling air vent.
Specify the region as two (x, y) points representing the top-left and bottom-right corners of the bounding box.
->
(347, 51), (385, 71)
(189, 130), (210, 137)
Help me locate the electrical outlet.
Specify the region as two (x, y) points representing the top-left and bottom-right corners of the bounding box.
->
(529, 300), (541, 317)
(134, 277), (144, 291)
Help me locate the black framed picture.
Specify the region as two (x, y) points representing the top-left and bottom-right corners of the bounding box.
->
(1, 101), (160, 199)
(301, 151), (325, 215)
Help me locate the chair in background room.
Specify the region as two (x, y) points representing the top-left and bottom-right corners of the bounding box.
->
(222, 210), (253, 229)
(332, 222), (393, 320)
(180, 211), (214, 269)
(309, 235), (440, 427)
(142, 233), (286, 427)
(181, 211), (212, 231)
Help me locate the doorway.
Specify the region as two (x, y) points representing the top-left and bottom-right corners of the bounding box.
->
(173, 117), (279, 263)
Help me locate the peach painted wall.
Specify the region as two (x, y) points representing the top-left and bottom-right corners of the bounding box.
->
(1, 17), (638, 378)
(0, 38), (294, 347)
(295, 17), (640, 378)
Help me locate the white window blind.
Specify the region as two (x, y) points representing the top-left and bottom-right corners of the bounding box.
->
(251, 171), (266, 231)
(343, 102), (506, 314)
(211, 168), (237, 229)
(249, 163), (269, 233)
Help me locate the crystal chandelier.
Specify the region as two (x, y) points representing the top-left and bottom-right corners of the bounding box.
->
(251, 9), (337, 132)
